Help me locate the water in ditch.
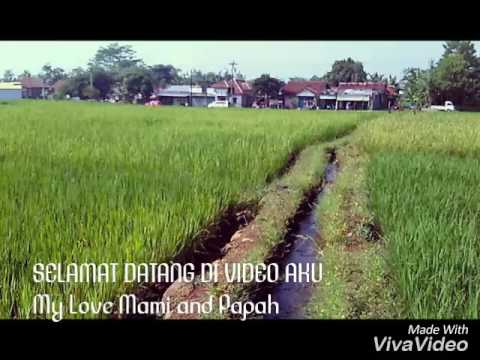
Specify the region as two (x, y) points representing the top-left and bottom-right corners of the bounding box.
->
(265, 158), (338, 319)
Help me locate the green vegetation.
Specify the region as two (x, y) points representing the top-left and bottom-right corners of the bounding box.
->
(0, 101), (370, 319)
(2, 101), (479, 320)
(358, 112), (480, 158)
(402, 41), (480, 109)
(358, 112), (480, 318)
(306, 140), (397, 319)
(189, 142), (335, 319)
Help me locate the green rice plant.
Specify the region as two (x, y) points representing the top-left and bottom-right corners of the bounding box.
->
(358, 111), (480, 158)
(0, 101), (373, 318)
(361, 111), (480, 318)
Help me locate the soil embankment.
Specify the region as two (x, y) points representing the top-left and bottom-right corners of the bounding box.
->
(159, 145), (337, 319)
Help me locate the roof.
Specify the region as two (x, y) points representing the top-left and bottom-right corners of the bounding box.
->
(337, 82), (387, 91)
(0, 82), (22, 90)
(338, 89), (374, 96)
(20, 77), (49, 89)
(210, 79), (253, 95)
(155, 85), (216, 97)
(337, 89), (373, 101)
(281, 81), (328, 96)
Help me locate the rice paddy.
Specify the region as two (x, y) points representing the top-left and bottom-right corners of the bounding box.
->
(358, 112), (480, 318)
(1, 101), (479, 320)
(0, 101), (369, 318)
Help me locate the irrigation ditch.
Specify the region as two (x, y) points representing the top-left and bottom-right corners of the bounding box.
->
(252, 148), (338, 319)
(114, 202), (258, 319)
(114, 144), (341, 320)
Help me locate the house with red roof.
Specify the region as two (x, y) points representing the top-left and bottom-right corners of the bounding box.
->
(336, 82), (397, 110)
(280, 80), (398, 110)
(210, 79), (254, 108)
(280, 80), (334, 109)
(20, 77), (51, 99)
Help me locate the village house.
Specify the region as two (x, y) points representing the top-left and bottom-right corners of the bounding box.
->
(335, 82), (397, 110)
(210, 79), (254, 108)
(281, 80), (398, 110)
(20, 77), (50, 99)
(154, 85), (216, 106)
(280, 80), (330, 109)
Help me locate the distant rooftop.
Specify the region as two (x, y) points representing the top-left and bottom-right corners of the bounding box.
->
(281, 80), (327, 95)
(210, 79), (253, 95)
(20, 77), (49, 89)
(155, 85), (216, 97)
(0, 82), (22, 90)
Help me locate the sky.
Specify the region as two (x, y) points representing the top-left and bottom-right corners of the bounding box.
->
(1, 41), (480, 81)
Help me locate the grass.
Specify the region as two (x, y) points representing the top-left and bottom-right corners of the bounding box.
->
(0, 100), (373, 319)
(367, 152), (480, 318)
(358, 111), (480, 318)
(306, 139), (397, 319)
(192, 142), (334, 319)
(357, 111), (480, 158)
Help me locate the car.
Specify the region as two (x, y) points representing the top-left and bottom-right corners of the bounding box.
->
(208, 100), (229, 108)
(145, 100), (161, 107)
(430, 101), (456, 112)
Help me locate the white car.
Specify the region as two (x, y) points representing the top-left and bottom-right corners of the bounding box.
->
(208, 100), (229, 108)
(430, 101), (456, 112)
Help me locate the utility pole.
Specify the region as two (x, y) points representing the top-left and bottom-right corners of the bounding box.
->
(229, 60), (237, 80)
(204, 81), (208, 107)
(228, 60), (237, 105)
(190, 69), (193, 107)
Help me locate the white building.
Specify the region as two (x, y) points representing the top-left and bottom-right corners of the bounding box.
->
(155, 85), (216, 106)
(0, 82), (22, 100)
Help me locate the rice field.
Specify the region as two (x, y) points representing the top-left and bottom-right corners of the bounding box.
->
(358, 112), (480, 318)
(0, 101), (371, 318)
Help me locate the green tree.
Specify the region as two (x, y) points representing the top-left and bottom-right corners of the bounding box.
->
(91, 69), (115, 99)
(253, 74), (284, 106)
(323, 58), (367, 85)
(368, 72), (385, 82)
(59, 68), (90, 99)
(121, 66), (153, 102)
(39, 64), (67, 86)
(387, 75), (398, 86)
(186, 70), (221, 90)
(402, 67), (432, 110)
(89, 43), (142, 77)
(443, 41), (479, 69)
(2, 69), (15, 82)
(17, 70), (32, 80)
(150, 64), (181, 88)
(437, 41), (480, 105)
(431, 53), (473, 106)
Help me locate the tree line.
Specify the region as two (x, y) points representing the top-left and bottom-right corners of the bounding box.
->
(2, 41), (479, 108)
(1, 43), (247, 102)
(402, 41), (480, 109)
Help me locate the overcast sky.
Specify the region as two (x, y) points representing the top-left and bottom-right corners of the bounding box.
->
(1, 41), (480, 81)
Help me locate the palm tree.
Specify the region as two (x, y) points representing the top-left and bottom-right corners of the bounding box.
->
(368, 72), (385, 82)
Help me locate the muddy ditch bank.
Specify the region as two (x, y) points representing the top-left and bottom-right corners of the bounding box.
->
(154, 147), (338, 320)
(113, 201), (257, 319)
(113, 146), (306, 319)
(112, 144), (337, 320)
